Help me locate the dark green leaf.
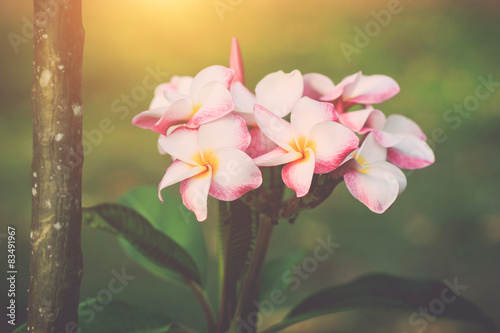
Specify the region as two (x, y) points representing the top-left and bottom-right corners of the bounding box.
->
(13, 299), (194, 333)
(259, 251), (305, 301)
(83, 195), (202, 285)
(118, 187), (207, 286)
(262, 274), (498, 333)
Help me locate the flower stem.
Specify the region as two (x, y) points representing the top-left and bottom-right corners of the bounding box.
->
(228, 214), (275, 332)
(183, 277), (216, 333)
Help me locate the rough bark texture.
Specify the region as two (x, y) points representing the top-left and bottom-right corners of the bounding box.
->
(28, 0), (84, 332)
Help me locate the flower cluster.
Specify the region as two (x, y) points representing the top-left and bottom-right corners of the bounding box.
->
(132, 38), (434, 221)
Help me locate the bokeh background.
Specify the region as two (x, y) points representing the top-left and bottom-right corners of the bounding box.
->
(1, 0), (499, 332)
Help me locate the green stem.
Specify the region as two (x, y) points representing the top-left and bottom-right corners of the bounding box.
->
(183, 278), (216, 333)
(228, 214), (275, 332)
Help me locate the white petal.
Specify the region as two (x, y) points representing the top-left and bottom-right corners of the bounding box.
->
(282, 148), (316, 197)
(190, 65), (234, 101)
(355, 132), (387, 164)
(209, 147), (262, 201)
(255, 70), (304, 117)
(290, 97), (337, 138)
(344, 164), (400, 213)
(383, 114), (427, 140)
(158, 127), (201, 165)
(158, 160), (205, 201)
(303, 73), (335, 100)
(180, 166), (212, 221)
(188, 81), (234, 128)
(343, 74), (400, 104)
(374, 161), (407, 195)
(254, 104), (296, 152)
(253, 147), (302, 167)
(307, 121), (359, 173)
(197, 114), (250, 152)
(321, 72), (361, 101)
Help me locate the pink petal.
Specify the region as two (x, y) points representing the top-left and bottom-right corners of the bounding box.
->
(151, 99), (193, 135)
(291, 97), (338, 137)
(303, 73), (335, 100)
(307, 121), (359, 173)
(383, 114), (427, 140)
(197, 114), (250, 152)
(209, 147), (262, 201)
(188, 81), (235, 128)
(321, 72), (361, 101)
(158, 160), (206, 202)
(229, 37), (245, 85)
(344, 74), (400, 105)
(253, 104), (296, 152)
(132, 107), (167, 130)
(180, 166), (212, 221)
(245, 128), (277, 159)
(190, 65), (234, 101)
(157, 127), (201, 165)
(344, 164), (400, 214)
(355, 132), (387, 164)
(340, 108), (385, 133)
(255, 70), (303, 117)
(387, 134), (435, 170)
(370, 129), (404, 148)
(253, 147), (302, 167)
(282, 148), (316, 197)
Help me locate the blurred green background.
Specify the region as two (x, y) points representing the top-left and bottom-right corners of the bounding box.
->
(1, 0), (499, 332)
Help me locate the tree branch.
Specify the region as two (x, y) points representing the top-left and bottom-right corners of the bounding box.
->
(28, 0), (85, 331)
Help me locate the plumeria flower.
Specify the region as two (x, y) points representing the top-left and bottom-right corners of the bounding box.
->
(157, 114), (262, 221)
(253, 97), (359, 197)
(339, 109), (435, 169)
(132, 75), (194, 130)
(343, 133), (407, 213)
(303, 71), (400, 113)
(228, 38), (304, 158)
(132, 65), (235, 136)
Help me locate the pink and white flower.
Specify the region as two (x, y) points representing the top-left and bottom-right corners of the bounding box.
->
(157, 114), (262, 221)
(228, 38), (304, 158)
(132, 65), (235, 136)
(303, 71), (400, 113)
(339, 109), (435, 169)
(231, 70), (304, 158)
(343, 133), (407, 213)
(253, 97), (359, 197)
(132, 75), (193, 130)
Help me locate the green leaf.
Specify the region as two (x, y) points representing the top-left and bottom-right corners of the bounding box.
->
(259, 251), (305, 301)
(13, 299), (194, 333)
(217, 199), (257, 331)
(262, 274), (498, 333)
(82, 188), (203, 285)
(118, 186), (207, 286)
